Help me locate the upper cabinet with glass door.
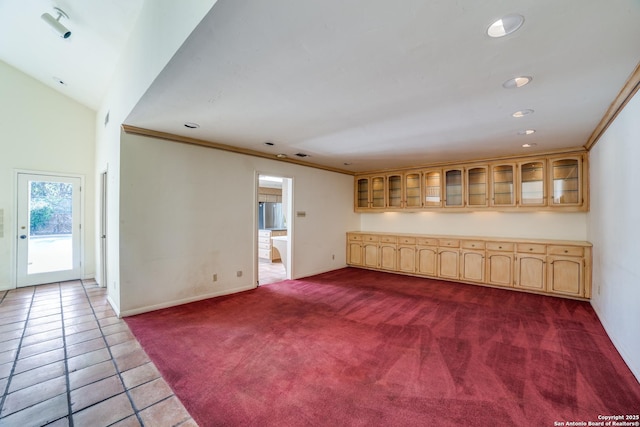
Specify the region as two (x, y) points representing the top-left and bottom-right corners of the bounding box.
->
(549, 156), (582, 207)
(490, 164), (516, 207)
(353, 151), (587, 212)
(354, 175), (387, 211)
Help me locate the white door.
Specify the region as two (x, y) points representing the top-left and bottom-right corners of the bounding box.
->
(16, 173), (82, 287)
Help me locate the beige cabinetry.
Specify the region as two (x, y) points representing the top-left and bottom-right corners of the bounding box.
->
(354, 151), (588, 212)
(258, 229), (287, 261)
(346, 232), (592, 300)
(460, 240), (485, 282)
(486, 242), (514, 287)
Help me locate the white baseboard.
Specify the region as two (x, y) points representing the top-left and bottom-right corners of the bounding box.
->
(119, 284), (257, 318)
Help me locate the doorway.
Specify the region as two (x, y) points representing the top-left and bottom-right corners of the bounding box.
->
(257, 174), (292, 286)
(16, 172), (82, 287)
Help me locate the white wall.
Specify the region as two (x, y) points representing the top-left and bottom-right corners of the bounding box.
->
(0, 61), (96, 290)
(119, 133), (358, 315)
(588, 90), (640, 381)
(94, 0), (218, 311)
(361, 210), (587, 241)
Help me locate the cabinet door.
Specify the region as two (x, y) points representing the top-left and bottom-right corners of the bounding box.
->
(397, 245), (416, 273)
(355, 178), (370, 210)
(548, 256), (583, 296)
(347, 242), (362, 266)
(491, 164), (516, 207)
(379, 243), (397, 270)
(515, 254), (546, 291)
(460, 250), (484, 282)
(549, 157), (582, 207)
(371, 176), (386, 209)
(466, 167), (488, 207)
(423, 170), (442, 208)
(404, 172), (422, 208)
(486, 252), (514, 287)
(387, 174), (403, 209)
(416, 246), (438, 276)
(363, 243), (379, 268)
(444, 169), (464, 207)
(438, 248), (459, 279)
(519, 161), (547, 206)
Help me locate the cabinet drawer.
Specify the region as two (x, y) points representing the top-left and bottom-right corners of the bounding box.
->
(380, 236), (397, 243)
(516, 243), (546, 254)
(547, 246), (584, 257)
(486, 242), (514, 252)
(272, 230), (287, 237)
(417, 237), (438, 246)
(398, 236), (416, 245)
(258, 238), (270, 244)
(363, 235), (380, 242)
(258, 230), (271, 237)
(259, 242), (271, 250)
(348, 234), (363, 241)
(439, 239), (460, 248)
(462, 240), (485, 250)
(258, 249), (271, 258)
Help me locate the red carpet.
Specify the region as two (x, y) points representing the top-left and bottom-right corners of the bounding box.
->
(125, 268), (640, 426)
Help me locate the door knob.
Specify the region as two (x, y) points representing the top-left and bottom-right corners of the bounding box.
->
(20, 235), (27, 239)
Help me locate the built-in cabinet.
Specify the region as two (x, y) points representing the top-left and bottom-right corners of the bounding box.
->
(354, 151), (587, 212)
(259, 229), (287, 261)
(346, 232), (592, 300)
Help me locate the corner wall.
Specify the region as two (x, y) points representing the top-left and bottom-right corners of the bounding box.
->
(119, 133), (358, 315)
(0, 61), (96, 290)
(588, 90), (640, 381)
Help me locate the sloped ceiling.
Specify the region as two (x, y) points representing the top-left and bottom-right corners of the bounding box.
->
(3, 1), (640, 172)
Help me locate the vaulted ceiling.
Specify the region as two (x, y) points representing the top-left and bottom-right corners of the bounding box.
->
(4, 1), (640, 172)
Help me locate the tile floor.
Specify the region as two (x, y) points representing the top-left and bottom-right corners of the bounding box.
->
(258, 260), (286, 286)
(0, 279), (197, 427)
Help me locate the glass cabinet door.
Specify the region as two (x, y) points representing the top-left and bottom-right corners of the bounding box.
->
(404, 172), (422, 208)
(424, 170), (442, 207)
(371, 176), (385, 208)
(467, 167), (488, 207)
(387, 174), (402, 208)
(356, 178), (369, 209)
(550, 158), (581, 206)
(445, 169), (464, 207)
(491, 164), (515, 206)
(519, 161), (546, 206)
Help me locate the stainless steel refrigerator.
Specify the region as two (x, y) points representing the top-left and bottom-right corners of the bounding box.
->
(258, 202), (285, 229)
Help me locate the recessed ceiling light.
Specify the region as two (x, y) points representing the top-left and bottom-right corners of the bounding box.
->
(184, 122), (200, 129)
(295, 153), (310, 158)
(512, 109), (534, 118)
(263, 142), (275, 146)
(275, 154), (288, 159)
(517, 129), (536, 135)
(522, 143), (537, 148)
(503, 76), (532, 89)
(343, 162), (353, 166)
(487, 14), (524, 38)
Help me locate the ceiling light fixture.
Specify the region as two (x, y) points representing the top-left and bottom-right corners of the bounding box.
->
(503, 76), (532, 89)
(522, 143), (537, 148)
(487, 14), (524, 38)
(275, 154), (288, 159)
(184, 122), (200, 129)
(517, 129), (536, 135)
(512, 109), (534, 118)
(295, 153), (310, 158)
(263, 142), (275, 146)
(41, 7), (72, 39)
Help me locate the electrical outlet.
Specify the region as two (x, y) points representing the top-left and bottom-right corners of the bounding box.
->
(213, 274), (217, 282)
(237, 271), (243, 278)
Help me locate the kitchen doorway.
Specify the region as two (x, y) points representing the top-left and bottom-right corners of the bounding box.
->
(257, 174), (292, 286)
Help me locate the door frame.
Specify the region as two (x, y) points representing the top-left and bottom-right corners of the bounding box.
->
(254, 171), (293, 286)
(14, 169), (85, 288)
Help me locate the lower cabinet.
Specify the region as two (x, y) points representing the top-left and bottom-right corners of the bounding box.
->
(259, 230), (287, 261)
(346, 232), (592, 300)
